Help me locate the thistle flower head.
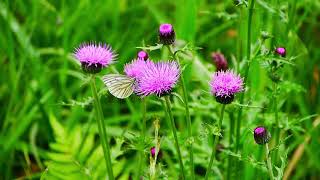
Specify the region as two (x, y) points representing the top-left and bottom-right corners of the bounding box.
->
(124, 58), (147, 79)
(275, 47), (286, 57)
(254, 126), (271, 145)
(159, 23), (175, 45)
(136, 60), (180, 96)
(210, 70), (244, 104)
(137, 50), (149, 61)
(211, 52), (228, 71)
(74, 42), (116, 73)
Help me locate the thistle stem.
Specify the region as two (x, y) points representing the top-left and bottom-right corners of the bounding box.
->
(167, 45), (195, 180)
(227, 112), (235, 180)
(137, 98), (147, 178)
(150, 119), (160, 180)
(90, 75), (114, 180)
(266, 143), (275, 180)
(142, 98), (147, 141)
(273, 82), (280, 163)
(235, 0), (255, 153)
(164, 96), (185, 180)
(235, 1), (255, 176)
(205, 104), (226, 180)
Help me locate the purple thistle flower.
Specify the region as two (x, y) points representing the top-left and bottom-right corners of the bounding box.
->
(137, 50), (149, 61)
(159, 23), (175, 45)
(124, 58), (147, 79)
(275, 47), (286, 57)
(74, 42), (116, 74)
(210, 70), (244, 104)
(136, 60), (180, 96)
(254, 126), (271, 145)
(211, 52), (228, 71)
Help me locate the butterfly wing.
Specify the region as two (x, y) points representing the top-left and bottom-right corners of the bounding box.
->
(102, 74), (135, 99)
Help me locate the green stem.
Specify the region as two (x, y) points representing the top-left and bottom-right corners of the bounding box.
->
(205, 104), (226, 180)
(236, 7), (243, 72)
(286, 0), (297, 36)
(137, 98), (147, 178)
(272, 82), (280, 163)
(164, 96), (185, 180)
(167, 45), (195, 180)
(227, 112), (235, 180)
(235, 0), (255, 176)
(90, 75), (114, 180)
(142, 98), (147, 141)
(235, 0), (255, 153)
(266, 143), (274, 180)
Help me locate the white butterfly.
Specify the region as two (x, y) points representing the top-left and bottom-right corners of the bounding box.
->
(102, 74), (135, 99)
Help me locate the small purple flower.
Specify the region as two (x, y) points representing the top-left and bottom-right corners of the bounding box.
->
(211, 52), (228, 71)
(210, 70), (244, 104)
(151, 147), (156, 157)
(275, 47), (286, 57)
(124, 58), (147, 79)
(254, 126), (271, 145)
(159, 23), (175, 45)
(150, 146), (162, 158)
(136, 60), (180, 96)
(137, 50), (149, 61)
(74, 42), (116, 74)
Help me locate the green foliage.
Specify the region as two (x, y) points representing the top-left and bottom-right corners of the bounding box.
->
(41, 113), (128, 179)
(0, 0), (320, 179)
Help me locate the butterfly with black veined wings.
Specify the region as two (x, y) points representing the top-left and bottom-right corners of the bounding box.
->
(102, 74), (135, 99)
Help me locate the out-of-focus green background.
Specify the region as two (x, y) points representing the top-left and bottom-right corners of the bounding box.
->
(0, 0), (319, 179)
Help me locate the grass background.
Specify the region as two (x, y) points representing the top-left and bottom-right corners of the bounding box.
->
(0, 0), (319, 179)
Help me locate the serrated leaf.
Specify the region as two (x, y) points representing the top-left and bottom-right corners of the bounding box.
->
(136, 44), (163, 51)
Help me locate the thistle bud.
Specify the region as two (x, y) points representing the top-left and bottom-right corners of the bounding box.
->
(159, 24), (175, 45)
(253, 126), (271, 145)
(150, 146), (162, 159)
(137, 50), (149, 61)
(275, 47), (286, 57)
(211, 52), (228, 71)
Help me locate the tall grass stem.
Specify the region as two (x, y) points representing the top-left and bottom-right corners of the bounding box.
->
(235, 0), (255, 175)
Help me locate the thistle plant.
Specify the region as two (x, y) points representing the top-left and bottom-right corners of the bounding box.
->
(74, 42), (116, 180)
(253, 126), (274, 179)
(123, 52), (149, 177)
(205, 70), (244, 179)
(134, 59), (185, 178)
(159, 23), (196, 179)
(6, 1), (318, 180)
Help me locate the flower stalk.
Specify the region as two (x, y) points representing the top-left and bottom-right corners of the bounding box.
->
(90, 75), (114, 180)
(205, 104), (226, 180)
(266, 143), (275, 180)
(137, 98), (147, 177)
(167, 45), (195, 179)
(163, 96), (185, 180)
(272, 82), (280, 163)
(150, 119), (161, 180)
(235, 0), (255, 161)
